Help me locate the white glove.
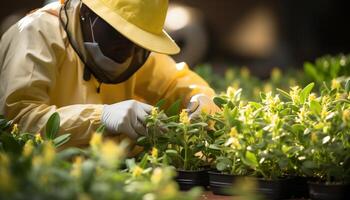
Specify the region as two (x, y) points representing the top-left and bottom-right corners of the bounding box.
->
(186, 94), (221, 119)
(101, 100), (153, 139)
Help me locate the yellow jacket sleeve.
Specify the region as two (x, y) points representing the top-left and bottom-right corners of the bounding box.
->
(134, 53), (215, 108)
(0, 11), (102, 148)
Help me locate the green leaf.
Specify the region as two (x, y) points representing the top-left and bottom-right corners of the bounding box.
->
(136, 136), (148, 146)
(300, 82), (315, 104)
(345, 79), (350, 93)
(243, 151), (258, 169)
(291, 124), (305, 133)
(139, 154), (148, 169)
(329, 59), (340, 78)
(45, 112), (60, 140)
(81, 160), (96, 190)
(57, 147), (86, 160)
(310, 100), (322, 115)
(53, 133), (71, 148)
(0, 118), (12, 131)
(216, 157), (231, 172)
(213, 96), (227, 108)
(125, 158), (136, 169)
(322, 136), (331, 144)
(260, 92), (266, 101)
(155, 99), (166, 109)
(248, 101), (263, 109)
(95, 125), (105, 134)
(166, 98), (182, 116)
(276, 88), (292, 100)
(165, 149), (179, 157)
(208, 144), (221, 151)
(304, 62), (323, 83)
(302, 160), (317, 169)
(0, 133), (22, 155)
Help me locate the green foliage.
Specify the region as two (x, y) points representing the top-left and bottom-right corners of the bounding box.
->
(0, 115), (201, 200)
(209, 80), (350, 182)
(138, 101), (211, 170)
(45, 112), (60, 140)
(304, 54), (350, 84)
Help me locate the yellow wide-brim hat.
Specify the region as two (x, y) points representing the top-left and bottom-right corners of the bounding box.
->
(82, 0), (180, 55)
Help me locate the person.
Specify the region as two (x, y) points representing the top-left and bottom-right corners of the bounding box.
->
(0, 0), (219, 150)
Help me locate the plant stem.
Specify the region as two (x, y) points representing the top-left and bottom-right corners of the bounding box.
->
(231, 155), (236, 175)
(184, 126), (188, 170)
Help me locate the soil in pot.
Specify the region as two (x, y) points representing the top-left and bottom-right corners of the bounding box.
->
(175, 169), (209, 191)
(309, 182), (349, 200)
(208, 171), (239, 196)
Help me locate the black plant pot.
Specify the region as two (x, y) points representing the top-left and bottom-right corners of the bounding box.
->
(208, 171), (238, 196)
(287, 176), (309, 198)
(175, 169), (209, 191)
(255, 178), (290, 200)
(309, 182), (349, 200)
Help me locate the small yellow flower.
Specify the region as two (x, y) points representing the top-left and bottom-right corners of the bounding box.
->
(0, 156), (13, 192)
(253, 87), (260, 98)
(11, 124), (19, 135)
(23, 140), (34, 157)
(151, 147), (158, 159)
(240, 67), (250, 78)
(343, 109), (350, 124)
(43, 142), (55, 165)
(271, 67), (281, 81)
(232, 81), (240, 90)
(321, 107), (328, 119)
(151, 107), (159, 117)
(308, 93), (317, 101)
(32, 156), (43, 169)
(71, 156), (83, 178)
(160, 183), (177, 197)
(227, 86), (236, 98)
(229, 127), (238, 138)
(90, 132), (102, 150)
(263, 83), (272, 93)
(132, 166), (143, 177)
(207, 120), (216, 131)
(331, 79), (341, 90)
(230, 137), (241, 149)
(0, 153), (9, 166)
(100, 140), (122, 168)
(311, 132), (318, 143)
(35, 133), (43, 144)
(179, 109), (190, 125)
(151, 167), (163, 184)
(225, 69), (235, 80)
(289, 78), (297, 87)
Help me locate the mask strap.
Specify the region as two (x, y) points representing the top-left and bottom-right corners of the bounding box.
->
(89, 16), (99, 42)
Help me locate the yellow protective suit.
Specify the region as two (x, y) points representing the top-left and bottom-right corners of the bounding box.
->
(0, 1), (215, 149)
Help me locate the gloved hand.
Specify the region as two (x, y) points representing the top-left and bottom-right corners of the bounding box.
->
(186, 94), (221, 119)
(101, 100), (153, 139)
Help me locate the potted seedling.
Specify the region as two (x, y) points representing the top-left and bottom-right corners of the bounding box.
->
(296, 80), (350, 200)
(136, 99), (211, 190)
(164, 109), (210, 190)
(207, 87), (252, 195)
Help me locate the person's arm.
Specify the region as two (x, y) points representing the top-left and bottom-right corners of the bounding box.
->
(0, 12), (103, 148)
(134, 53), (216, 109)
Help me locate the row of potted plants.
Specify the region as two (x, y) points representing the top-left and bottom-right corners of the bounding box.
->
(137, 78), (350, 199)
(194, 53), (350, 100)
(0, 114), (201, 200)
